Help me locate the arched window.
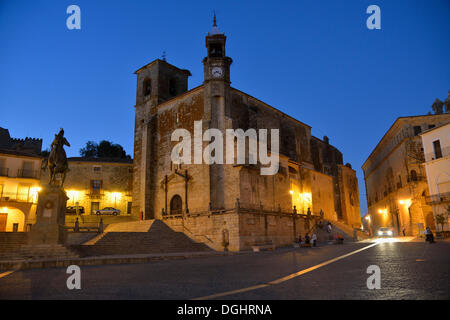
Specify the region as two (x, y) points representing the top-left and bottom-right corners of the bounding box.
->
(143, 78), (152, 96)
(170, 195), (182, 215)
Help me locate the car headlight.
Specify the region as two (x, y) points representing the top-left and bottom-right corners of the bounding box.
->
(387, 231), (393, 236)
(378, 231), (382, 235)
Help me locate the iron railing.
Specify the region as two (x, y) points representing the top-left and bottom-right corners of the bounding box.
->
(17, 169), (39, 179)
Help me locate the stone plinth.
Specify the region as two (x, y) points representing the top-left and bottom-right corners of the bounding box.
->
(28, 185), (68, 245)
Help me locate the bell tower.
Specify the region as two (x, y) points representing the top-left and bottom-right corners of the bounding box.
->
(203, 13), (232, 84)
(202, 14), (233, 210)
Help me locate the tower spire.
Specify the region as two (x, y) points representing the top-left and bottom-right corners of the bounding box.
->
(213, 11), (217, 27)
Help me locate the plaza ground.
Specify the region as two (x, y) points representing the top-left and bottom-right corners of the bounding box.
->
(0, 238), (449, 300)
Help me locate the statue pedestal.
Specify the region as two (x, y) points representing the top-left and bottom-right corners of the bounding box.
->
(28, 185), (68, 245)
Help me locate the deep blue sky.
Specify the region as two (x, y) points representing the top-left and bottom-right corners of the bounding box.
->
(1, 0), (449, 215)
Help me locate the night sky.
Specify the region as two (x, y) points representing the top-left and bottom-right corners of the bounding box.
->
(1, 0), (449, 215)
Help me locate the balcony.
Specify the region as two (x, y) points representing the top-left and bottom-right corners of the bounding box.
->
(0, 167), (9, 177)
(86, 192), (105, 200)
(425, 192), (450, 205)
(17, 169), (39, 179)
(0, 191), (37, 203)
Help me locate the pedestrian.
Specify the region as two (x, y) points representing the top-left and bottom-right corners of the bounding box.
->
(304, 233), (310, 245)
(425, 227), (434, 243)
(74, 217), (79, 232)
(298, 235), (302, 244)
(311, 233), (317, 247)
(320, 209), (324, 220)
(401, 226), (406, 237)
(327, 223), (332, 233)
(98, 218), (104, 233)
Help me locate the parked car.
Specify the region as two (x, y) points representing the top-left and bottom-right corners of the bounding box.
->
(377, 227), (394, 237)
(66, 206), (85, 215)
(96, 207), (121, 216)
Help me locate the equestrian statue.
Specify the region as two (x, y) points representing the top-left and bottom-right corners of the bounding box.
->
(48, 128), (70, 187)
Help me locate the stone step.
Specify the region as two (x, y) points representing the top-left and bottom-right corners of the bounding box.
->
(76, 220), (212, 257)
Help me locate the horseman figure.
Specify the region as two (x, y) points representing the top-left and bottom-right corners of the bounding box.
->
(48, 128), (70, 187)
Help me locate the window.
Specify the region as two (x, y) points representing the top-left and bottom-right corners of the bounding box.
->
(433, 140), (442, 159)
(169, 79), (176, 97)
(410, 170), (418, 182)
(143, 78), (152, 96)
(428, 124), (435, 129)
(175, 112), (179, 124)
(93, 166), (101, 173)
(91, 180), (102, 194)
(413, 126), (422, 136)
(91, 202), (100, 214)
(397, 175), (402, 189)
(127, 202), (132, 214)
(209, 43), (223, 57)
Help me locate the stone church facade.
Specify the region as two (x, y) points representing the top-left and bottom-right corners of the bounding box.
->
(131, 19), (360, 250)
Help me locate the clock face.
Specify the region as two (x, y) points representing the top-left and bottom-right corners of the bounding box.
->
(211, 67), (223, 78)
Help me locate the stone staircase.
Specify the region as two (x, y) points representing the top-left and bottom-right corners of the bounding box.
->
(0, 232), (79, 261)
(306, 220), (360, 243)
(0, 244), (79, 261)
(76, 220), (212, 257)
(0, 232), (28, 255)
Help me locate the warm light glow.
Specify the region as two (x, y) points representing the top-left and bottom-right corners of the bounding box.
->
(365, 216), (371, 221)
(1, 207), (8, 213)
(66, 190), (80, 204)
(289, 190), (294, 195)
(110, 192), (122, 200)
(399, 199), (411, 207)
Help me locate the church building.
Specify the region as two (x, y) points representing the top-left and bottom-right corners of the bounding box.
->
(131, 17), (361, 250)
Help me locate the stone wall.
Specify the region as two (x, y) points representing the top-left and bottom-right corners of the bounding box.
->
(163, 210), (310, 251)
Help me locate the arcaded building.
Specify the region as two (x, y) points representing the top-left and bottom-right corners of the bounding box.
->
(131, 19), (361, 250)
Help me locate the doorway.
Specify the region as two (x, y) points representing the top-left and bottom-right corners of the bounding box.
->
(0, 213), (7, 232)
(170, 195), (182, 215)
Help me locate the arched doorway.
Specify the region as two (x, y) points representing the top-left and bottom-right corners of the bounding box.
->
(170, 195), (182, 215)
(0, 207), (25, 232)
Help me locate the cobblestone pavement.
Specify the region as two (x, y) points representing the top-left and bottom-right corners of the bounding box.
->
(0, 240), (448, 299)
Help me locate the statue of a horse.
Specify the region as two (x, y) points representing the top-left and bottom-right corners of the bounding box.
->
(48, 128), (70, 187)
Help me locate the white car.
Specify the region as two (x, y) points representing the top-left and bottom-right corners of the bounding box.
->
(96, 207), (121, 216)
(377, 227), (394, 237)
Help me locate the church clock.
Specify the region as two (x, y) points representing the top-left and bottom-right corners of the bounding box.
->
(211, 66), (223, 78)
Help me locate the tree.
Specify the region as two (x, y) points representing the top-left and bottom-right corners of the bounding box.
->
(79, 140), (130, 159)
(79, 141), (98, 158)
(435, 213), (447, 233)
(40, 149), (50, 157)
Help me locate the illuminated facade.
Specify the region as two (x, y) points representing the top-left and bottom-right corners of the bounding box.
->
(130, 18), (361, 250)
(0, 150), (43, 232)
(420, 123), (450, 232)
(41, 157), (133, 217)
(362, 113), (450, 236)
